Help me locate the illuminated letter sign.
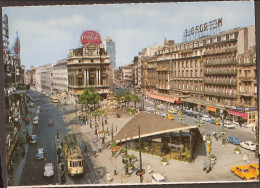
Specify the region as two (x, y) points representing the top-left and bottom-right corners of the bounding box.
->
(80, 30), (102, 45)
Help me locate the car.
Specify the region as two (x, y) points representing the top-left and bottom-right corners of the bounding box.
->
(226, 136), (242, 145)
(44, 163), (54, 177)
(157, 105), (164, 110)
(209, 118), (216, 124)
(48, 119), (54, 126)
(186, 111), (194, 117)
(35, 148), (45, 160)
(246, 164), (259, 179)
(195, 118), (204, 124)
(151, 173), (167, 183)
(30, 135), (38, 144)
(240, 141), (256, 151)
(147, 107), (155, 113)
(33, 117), (39, 125)
(158, 112), (166, 117)
(168, 109), (178, 114)
(202, 116), (211, 122)
(231, 165), (257, 180)
(224, 122), (235, 129)
(167, 114), (174, 120)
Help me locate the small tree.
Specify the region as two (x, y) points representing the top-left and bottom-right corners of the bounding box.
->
(124, 90), (132, 107)
(131, 92), (140, 109)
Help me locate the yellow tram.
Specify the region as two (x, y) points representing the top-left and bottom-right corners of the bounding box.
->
(63, 134), (84, 176)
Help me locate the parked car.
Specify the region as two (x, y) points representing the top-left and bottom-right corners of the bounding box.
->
(195, 118), (204, 124)
(231, 165), (257, 180)
(48, 119), (54, 126)
(30, 135), (38, 144)
(158, 112), (166, 117)
(246, 164), (259, 179)
(226, 136), (242, 145)
(33, 117), (39, 125)
(151, 173), (167, 183)
(157, 105), (164, 110)
(167, 114), (174, 120)
(186, 111), (194, 117)
(240, 141), (256, 151)
(147, 107), (155, 113)
(168, 109), (178, 114)
(224, 122), (236, 129)
(44, 163), (54, 177)
(35, 148), (45, 160)
(202, 116), (211, 122)
(209, 118), (216, 124)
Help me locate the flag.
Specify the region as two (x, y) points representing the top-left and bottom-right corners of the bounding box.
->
(14, 34), (20, 55)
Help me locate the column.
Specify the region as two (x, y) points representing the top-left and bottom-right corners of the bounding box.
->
(99, 69), (101, 85)
(87, 69), (89, 85)
(84, 70), (86, 86)
(96, 69), (98, 85)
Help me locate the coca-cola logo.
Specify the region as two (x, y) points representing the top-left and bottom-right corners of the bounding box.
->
(81, 30), (101, 45)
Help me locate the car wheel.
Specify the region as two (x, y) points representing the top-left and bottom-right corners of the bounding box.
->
(243, 177), (246, 180)
(231, 170), (234, 174)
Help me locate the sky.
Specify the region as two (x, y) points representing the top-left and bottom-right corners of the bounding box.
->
(2, 1), (255, 70)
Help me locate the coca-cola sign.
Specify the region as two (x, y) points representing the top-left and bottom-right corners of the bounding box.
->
(81, 30), (102, 45)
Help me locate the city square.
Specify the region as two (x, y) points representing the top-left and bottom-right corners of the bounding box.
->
(1, 1), (259, 187)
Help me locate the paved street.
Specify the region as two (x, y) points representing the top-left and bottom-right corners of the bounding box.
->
(10, 89), (258, 186)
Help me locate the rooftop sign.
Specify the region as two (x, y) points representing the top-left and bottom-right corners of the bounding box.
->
(81, 30), (102, 46)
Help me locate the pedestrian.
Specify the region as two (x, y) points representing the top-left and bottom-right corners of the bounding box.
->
(243, 153), (248, 163)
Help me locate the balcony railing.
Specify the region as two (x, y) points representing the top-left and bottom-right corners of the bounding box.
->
(204, 70), (237, 75)
(204, 80), (237, 86)
(238, 62), (256, 67)
(204, 60), (237, 67)
(203, 48), (237, 56)
(204, 91), (237, 99)
(239, 76), (256, 82)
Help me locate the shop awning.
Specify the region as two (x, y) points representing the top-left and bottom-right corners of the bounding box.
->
(206, 106), (216, 112)
(228, 110), (247, 119)
(149, 94), (178, 103)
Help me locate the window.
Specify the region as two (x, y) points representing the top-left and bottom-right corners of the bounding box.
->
(206, 39), (211, 44)
(230, 33), (235, 40)
(213, 37), (217, 43)
(194, 42), (198, 48)
(221, 35), (226, 41)
(77, 76), (83, 86)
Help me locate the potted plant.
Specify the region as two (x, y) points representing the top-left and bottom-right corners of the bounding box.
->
(128, 163), (135, 170)
(209, 154), (216, 161)
(206, 137), (212, 144)
(234, 147), (241, 154)
(161, 158), (168, 166)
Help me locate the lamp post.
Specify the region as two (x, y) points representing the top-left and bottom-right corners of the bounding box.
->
(124, 135), (129, 176)
(138, 126), (143, 183)
(102, 115), (105, 144)
(220, 109), (227, 145)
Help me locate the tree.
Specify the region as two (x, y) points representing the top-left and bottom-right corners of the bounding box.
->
(88, 87), (102, 110)
(131, 92), (140, 109)
(78, 84), (90, 112)
(123, 90), (132, 107)
(116, 91), (122, 103)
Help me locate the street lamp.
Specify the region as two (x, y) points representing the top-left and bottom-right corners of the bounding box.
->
(220, 109), (227, 145)
(124, 135), (129, 176)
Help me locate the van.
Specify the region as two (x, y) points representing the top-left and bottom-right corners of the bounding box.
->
(151, 173), (167, 183)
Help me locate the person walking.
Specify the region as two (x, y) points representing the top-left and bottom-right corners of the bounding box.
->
(243, 153), (249, 163)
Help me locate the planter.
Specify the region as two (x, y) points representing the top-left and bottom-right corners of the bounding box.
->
(235, 151), (241, 155)
(210, 158), (216, 161)
(162, 162), (168, 166)
(206, 140), (211, 144)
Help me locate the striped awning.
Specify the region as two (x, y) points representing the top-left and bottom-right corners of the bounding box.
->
(228, 110), (247, 119)
(150, 94), (178, 103)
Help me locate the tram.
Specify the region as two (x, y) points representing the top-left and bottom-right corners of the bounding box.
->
(63, 134), (84, 176)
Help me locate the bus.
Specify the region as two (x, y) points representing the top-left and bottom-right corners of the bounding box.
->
(51, 96), (59, 103)
(63, 134), (84, 176)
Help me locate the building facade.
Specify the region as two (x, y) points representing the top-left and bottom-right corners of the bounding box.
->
(67, 30), (112, 104)
(35, 64), (54, 93)
(52, 59), (68, 93)
(103, 37), (116, 67)
(140, 25), (257, 125)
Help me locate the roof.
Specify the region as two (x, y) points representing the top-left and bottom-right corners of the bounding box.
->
(114, 112), (197, 143)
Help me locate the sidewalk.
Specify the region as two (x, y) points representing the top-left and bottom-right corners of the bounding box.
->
(59, 104), (259, 184)
(10, 105), (35, 186)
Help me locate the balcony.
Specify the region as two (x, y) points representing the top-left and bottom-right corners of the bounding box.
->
(204, 80), (237, 86)
(239, 92), (254, 97)
(239, 76), (256, 82)
(204, 91), (237, 99)
(156, 68), (168, 72)
(203, 48), (237, 56)
(204, 60), (237, 67)
(204, 70), (237, 76)
(238, 62), (256, 67)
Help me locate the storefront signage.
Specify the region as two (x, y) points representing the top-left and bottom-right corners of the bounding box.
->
(225, 105), (236, 110)
(152, 137), (161, 142)
(248, 107), (257, 111)
(184, 18), (223, 37)
(81, 30), (102, 45)
(206, 106), (216, 112)
(236, 107), (245, 112)
(168, 143), (181, 148)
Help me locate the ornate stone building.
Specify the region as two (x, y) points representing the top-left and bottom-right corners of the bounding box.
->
(67, 30), (112, 104)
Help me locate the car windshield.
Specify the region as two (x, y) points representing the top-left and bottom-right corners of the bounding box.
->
(32, 135), (37, 139)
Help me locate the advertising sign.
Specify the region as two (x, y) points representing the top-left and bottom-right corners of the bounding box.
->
(136, 169), (145, 176)
(168, 143), (181, 148)
(81, 30), (102, 45)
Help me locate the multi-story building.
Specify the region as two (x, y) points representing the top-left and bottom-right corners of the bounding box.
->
(121, 63), (134, 87)
(67, 30), (112, 104)
(35, 64), (54, 93)
(52, 59), (68, 93)
(3, 14), (27, 176)
(139, 25), (257, 124)
(24, 66), (36, 89)
(103, 37), (116, 67)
